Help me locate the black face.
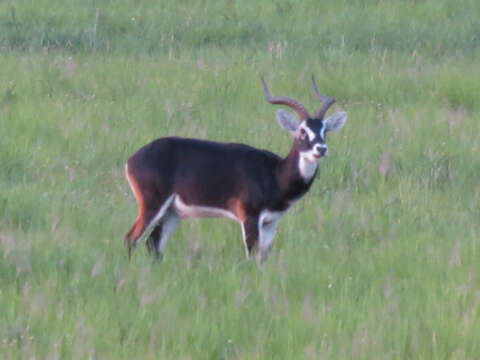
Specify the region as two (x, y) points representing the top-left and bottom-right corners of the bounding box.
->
(297, 119), (328, 158)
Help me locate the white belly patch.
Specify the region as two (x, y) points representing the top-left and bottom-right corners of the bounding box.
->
(173, 195), (240, 222)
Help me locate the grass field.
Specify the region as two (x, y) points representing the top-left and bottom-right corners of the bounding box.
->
(1, 0), (480, 358)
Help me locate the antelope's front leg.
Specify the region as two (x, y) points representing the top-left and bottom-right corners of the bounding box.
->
(257, 219), (279, 264)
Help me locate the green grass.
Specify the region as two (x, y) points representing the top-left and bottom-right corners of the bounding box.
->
(1, 0), (480, 358)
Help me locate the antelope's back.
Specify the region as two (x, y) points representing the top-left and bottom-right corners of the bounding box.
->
(127, 137), (282, 207)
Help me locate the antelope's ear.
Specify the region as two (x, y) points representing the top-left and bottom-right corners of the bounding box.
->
(324, 111), (347, 132)
(276, 109), (300, 135)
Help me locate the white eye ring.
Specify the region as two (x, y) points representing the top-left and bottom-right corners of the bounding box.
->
(299, 128), (307, 140)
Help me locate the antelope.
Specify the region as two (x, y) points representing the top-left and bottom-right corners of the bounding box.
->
(124, 77), (347, 263)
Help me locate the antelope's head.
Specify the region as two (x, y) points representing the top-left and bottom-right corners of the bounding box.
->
(262, 76), (347, 163)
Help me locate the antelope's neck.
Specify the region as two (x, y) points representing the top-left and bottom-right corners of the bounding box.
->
(277, 142), (317, 202)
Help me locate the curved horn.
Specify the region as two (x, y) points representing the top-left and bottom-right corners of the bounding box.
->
(262, 78), (311, 120)
(312, 75), (336, 120)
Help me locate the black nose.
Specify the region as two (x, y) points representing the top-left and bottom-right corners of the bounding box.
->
(314, 144), (327, 156)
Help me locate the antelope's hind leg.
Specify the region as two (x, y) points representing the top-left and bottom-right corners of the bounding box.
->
(146, 225), (162, 259)
(124, 164), (175, 257)
(146, 208), (180, 260)
(124, 196), (174, 258)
